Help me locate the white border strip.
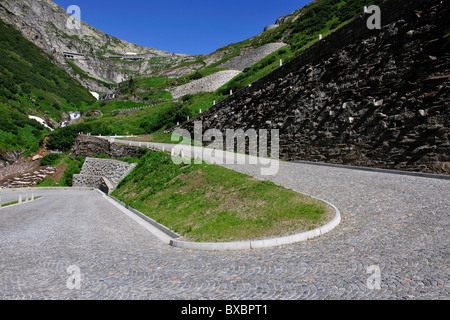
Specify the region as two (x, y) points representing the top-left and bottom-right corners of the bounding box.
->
(169, 198), (341, 251)
(96, 190), (174, 244)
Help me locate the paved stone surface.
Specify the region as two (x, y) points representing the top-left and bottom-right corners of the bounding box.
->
(0, 156), (449, 299)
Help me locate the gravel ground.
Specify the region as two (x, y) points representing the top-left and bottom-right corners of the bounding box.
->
(0, 160), (39, 182)
(171, 70), (242, 99)
(0, 142), (448, 300)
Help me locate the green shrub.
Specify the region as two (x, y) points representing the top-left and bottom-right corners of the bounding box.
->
(139, 104), (191, 133)
(40, 153), (61, 166)
(46, 122), (114, 151)
(60, 156), (84, 187)
(188, 71), (202, 81)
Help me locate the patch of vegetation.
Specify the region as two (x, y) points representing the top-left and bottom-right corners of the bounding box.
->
(46, 121), (115, 151)
(46, 100), (196, 151)
(36, 154), (85, 187)
(56, 90), (225, 146)
(0, 19), (96, 118)
(1, 196), (42, 207)
(136, 90), (173, 101)
(60, 155), (85, 187)
(136, 76), (174, 89)
(34, 177), (58, 187)
(138, 103), (191, 133)
(116, 76), (176, 102)
(39, 153), (62, 166)
(0, 103), (48, 152)
(112, 151), (332, 242)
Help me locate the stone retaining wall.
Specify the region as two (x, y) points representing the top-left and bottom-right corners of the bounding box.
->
(71, 135), (145, 159)
(73, 157), (136, 194)
(219, 43), (287, 71)
(171, 70), (242, 99)
(80, 158), (136, 187)
(72, 174), (113, 194)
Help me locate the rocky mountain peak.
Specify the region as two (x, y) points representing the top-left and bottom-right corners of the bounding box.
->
(0, 0), (195, 88)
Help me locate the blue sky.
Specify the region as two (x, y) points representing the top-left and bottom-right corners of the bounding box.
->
(53, 0), (310, 55)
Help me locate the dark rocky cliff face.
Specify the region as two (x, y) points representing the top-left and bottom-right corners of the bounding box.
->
(186, 0), (449, 174)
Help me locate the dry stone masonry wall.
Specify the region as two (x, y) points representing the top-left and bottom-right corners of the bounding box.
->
(79, 158), (137, 187)
(170, 43), (288, 99)
(70, 136), (141, 194)
(73, 157), (136, 194)
(71, 135), (145, 159)
(184, 0), (449, 174)
(72, 174), (113, 195)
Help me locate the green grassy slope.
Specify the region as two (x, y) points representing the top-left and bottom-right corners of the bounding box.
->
(0, 18), (96, 152)
(112, 151), (332, 242)
(0, 19), (96, 118)
(0, 102), (48, 153)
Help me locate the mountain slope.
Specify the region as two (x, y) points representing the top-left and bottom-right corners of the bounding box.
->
(106, 0), (387, 100)
(0, 0), (196, 89)
(118, 0), (386, 105)
(184, 0), (450, 174)
(158, 0), (384, 82)
(0, 17), (97, 157)
(45, 0), (395, 146)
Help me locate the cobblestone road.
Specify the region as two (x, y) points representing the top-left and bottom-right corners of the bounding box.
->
(0, 158), (449, 300)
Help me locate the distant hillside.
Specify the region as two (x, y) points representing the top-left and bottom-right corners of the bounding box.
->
(116, 0), (387, 103)
(157, 0), (385, 83)
(0, 0), (196, 90)
(0, 17), (96, 154)
(206, 0), (386, 94)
